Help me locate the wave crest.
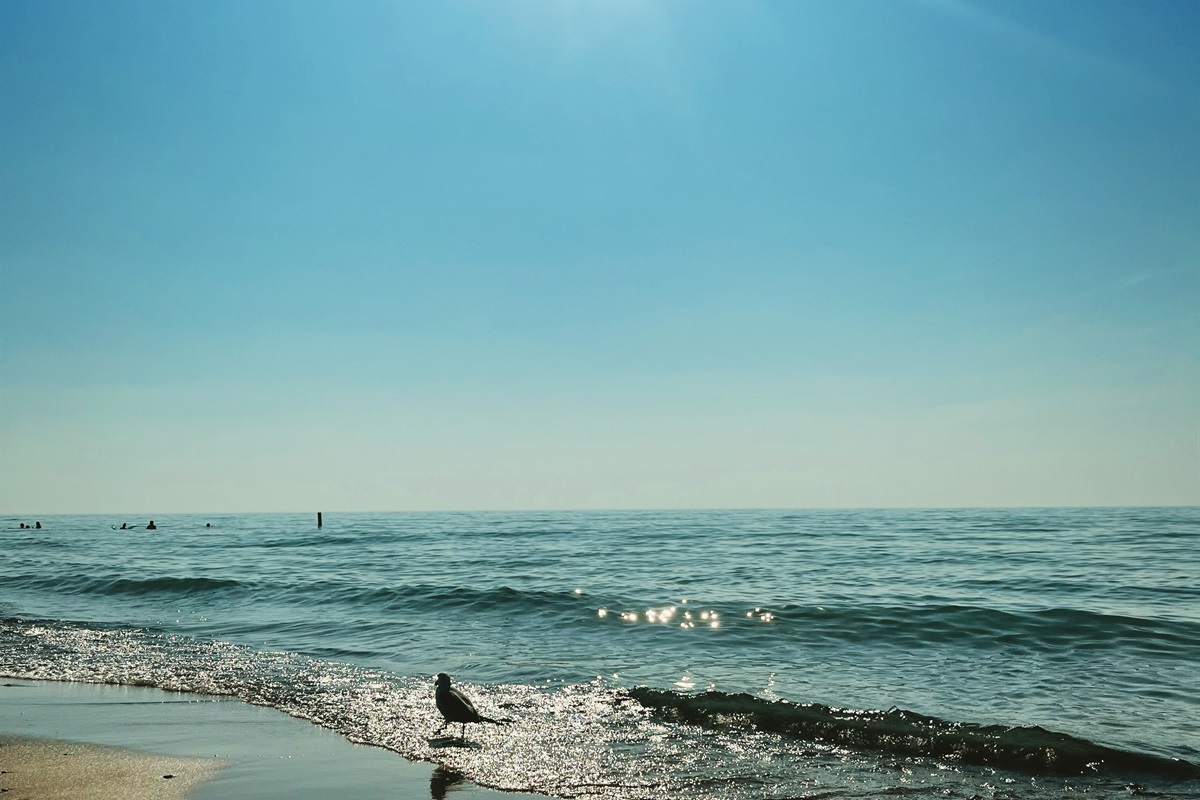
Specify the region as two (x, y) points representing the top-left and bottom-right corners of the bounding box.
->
(628, 687), (1200, 779)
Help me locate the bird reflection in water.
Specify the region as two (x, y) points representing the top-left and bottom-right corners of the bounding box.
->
(429, 765), (466, 800)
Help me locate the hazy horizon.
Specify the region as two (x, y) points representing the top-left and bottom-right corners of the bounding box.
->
(3, 0), (1198, 515)
(5, 503), (1198, 520)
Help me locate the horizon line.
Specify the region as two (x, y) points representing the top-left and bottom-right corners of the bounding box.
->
(5, 503), (1198, 519)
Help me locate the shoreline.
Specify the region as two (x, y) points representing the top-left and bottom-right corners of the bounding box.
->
(0, 678), (541, 799)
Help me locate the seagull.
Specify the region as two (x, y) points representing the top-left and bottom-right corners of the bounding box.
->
(434, 673), (506, 738)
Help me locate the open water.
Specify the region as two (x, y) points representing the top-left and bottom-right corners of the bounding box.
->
(2, 507), (1198, 798)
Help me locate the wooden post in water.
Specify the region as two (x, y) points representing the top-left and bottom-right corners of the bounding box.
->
(317, 512), (323, 528)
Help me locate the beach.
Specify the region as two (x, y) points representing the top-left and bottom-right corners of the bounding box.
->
(3, 508), (1198, 798)
(0, 679), (537, 799)
(0, 736), (217, 800)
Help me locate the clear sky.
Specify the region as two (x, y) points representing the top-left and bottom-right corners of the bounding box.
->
(1, 0), (1197, 514)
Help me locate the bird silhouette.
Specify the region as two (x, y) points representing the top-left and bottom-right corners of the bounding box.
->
(434, 673), (506, 738)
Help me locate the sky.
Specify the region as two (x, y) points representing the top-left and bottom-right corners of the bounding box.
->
(1, 0), (1198, 514)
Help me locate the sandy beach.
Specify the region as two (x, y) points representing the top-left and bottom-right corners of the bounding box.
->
(0, 735), (218, 800)
(0, 679), (539, 799)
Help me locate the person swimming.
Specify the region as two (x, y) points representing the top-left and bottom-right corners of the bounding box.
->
(146, 520), (157, 530)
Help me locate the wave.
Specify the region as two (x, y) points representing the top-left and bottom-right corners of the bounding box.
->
(3, 619), (1197, 799)
(0, 574), (246, 598)
(250, 582), (585, 618)
(7, 566), (1195, 660)
(0, 573), (577, 609)
(628, 687), (1200, 779)
(719, 602), (1200, 650)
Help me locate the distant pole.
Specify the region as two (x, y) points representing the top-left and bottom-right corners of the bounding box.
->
(317, 512), (323, 528)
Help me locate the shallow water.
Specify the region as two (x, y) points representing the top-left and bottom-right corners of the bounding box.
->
(3, 507), (1198, 797)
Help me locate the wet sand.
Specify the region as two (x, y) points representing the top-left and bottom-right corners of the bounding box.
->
(0, 735), (219, 800)
(0, 679), (539, 799)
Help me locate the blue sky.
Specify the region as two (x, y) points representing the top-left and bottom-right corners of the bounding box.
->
(2, 0), (1197, 513)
